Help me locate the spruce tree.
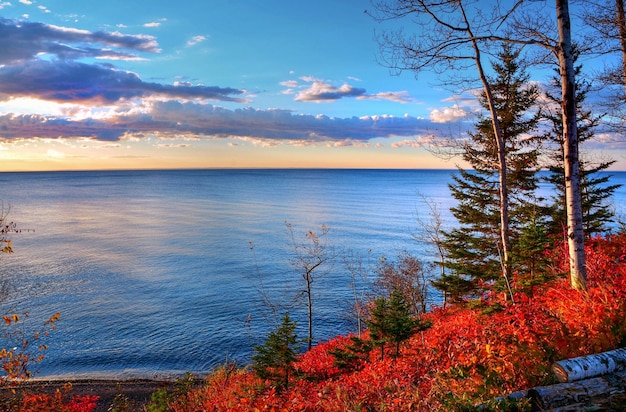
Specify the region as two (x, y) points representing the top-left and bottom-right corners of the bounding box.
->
(366, 290), (425, 359)
(251, 313), (300, 391)
(440, 44), (542, 301)
(543, 51), (622, 238)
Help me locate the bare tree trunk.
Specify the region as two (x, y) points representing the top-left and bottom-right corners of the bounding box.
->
(556, 0), (587, 291)
(305, 274), (313, 351)
(462, 4), (512, 289)
(617, 0), (626, 96)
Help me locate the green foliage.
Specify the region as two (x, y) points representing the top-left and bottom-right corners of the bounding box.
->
(367, 290), (429, 359)
(440, 44), (543, 300)
(168, 234), (626, 410)
(251, 312), (301, 391)
(328, 335), (373, 371)
(510, 204), (553, 291)
(146, 389), (170, 412)
(542, 48), (622, 238)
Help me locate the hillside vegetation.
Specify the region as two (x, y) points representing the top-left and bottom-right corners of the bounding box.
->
(162, 233), (626, 411)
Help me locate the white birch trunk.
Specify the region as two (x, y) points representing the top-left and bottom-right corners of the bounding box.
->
(552, 348), (626, 383)
(556, 0), (587, 291)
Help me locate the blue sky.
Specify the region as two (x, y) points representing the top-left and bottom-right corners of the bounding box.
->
(0, 0), (624, 171)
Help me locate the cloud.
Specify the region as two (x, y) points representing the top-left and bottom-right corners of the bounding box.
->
(0, 18), (245, 105)
(0, 101), (469, 144)
(187, 35), (207, 46)
(0, 18), (160, 65)
(357, 91), (412, 103)
(19, 0), (33, 4)
(291, 77), (413, 103)
(295, 80), (366, 102)
(144, 18), (167, 28)
(0, 60), (246, 104)
(429, 104), (469, 123)
(0, 17), (472, 151)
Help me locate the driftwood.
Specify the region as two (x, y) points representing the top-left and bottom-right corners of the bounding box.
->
(551, 348), (626, 383)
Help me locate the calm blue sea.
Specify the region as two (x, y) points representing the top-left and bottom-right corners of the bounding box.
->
(0, 169), (623, 379)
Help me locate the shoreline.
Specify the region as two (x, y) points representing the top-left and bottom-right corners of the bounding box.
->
(2, 376), (204, 412)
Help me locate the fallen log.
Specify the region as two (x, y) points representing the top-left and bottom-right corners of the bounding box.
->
(551, 348), (626, 383)
(528, 370), (626, 410)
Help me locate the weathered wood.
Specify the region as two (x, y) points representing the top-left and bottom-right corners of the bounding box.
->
(542, 392), (626, 412)
(528, 370), (626, 410)
(552, 348), (626, 383)
(529, 377), (612, 409)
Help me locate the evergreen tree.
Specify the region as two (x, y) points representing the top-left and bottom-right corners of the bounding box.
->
(251, 313), (300, 391)
(510, 203), (552, 291)
(328, 335), (373, 372)
(543, 51), (622, 238)
(366, 290), (426, 359)
(440, 44), (542, 300)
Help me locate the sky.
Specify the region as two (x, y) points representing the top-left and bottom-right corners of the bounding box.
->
(0, 0), (624, 171)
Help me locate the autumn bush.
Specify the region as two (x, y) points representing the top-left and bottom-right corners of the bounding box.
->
(0, 384), (99, 412)
(4, 234), (624, 411)
(17, 391), (99, 412)
(167, 233), (626, 411)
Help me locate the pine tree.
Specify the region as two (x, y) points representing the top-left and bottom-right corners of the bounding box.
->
(251, 313), (300, 391)
(366, 290), (427, 359)
(328, 335), (373, 371)
(543, 51), (622, 238)
(440, 44), (542, 300)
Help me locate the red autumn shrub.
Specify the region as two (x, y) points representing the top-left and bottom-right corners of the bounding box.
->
(171, 234), (626, 411)
(17, 391), (98, 412)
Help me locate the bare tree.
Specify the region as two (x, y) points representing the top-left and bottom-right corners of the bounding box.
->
(342, 249), (371, 338)
(370, 0), (531, 288)
(374, 251), (430, 317)
(371, 0), (588, 290)
(413, 194), (448, 305)
(580, 0), (626, 129)
(286, 222), (334, 351)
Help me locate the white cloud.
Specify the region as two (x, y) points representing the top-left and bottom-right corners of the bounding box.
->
(391, 139), (422, 148)
(19, 0), (33, 4)
(429, 104), (468, 123)
(357, 91), (412, 103)
(295, 80), (366, 102)
(186, 35), (207, 46)
(144, 18), (166, 28)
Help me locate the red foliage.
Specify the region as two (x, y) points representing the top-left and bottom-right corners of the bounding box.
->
(17, 391), (98, 412)
(162, 234), (626, 410)
(8, 235), (621, 411)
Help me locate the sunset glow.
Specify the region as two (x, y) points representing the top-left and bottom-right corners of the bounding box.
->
(0, 1), (624, 170)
